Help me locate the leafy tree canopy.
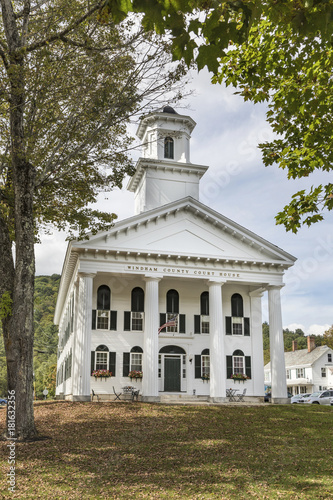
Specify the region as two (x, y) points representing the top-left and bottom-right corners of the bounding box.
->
(108, 0), (333, 232)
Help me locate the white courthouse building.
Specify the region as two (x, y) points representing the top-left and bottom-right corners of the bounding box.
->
(54, 107), (296, 403)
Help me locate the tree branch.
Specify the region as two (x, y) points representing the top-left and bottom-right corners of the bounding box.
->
(26, 1), (105, 52)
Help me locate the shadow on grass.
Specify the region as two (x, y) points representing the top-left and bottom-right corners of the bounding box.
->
(0, 402), (332, 499)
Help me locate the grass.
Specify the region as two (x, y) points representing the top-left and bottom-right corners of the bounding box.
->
(0, 402), (332, 499)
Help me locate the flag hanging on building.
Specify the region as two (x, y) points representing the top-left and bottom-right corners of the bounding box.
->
(158, 315), (178, 334)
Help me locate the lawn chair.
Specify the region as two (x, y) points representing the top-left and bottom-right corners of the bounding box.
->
(236, 388), (246, 402)
(91, 389), (101, 402)
(131, 388), (140, 402)
(113, 386), (121, 401)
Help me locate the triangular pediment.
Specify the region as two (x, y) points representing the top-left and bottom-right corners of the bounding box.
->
(72, 197), (296, 266)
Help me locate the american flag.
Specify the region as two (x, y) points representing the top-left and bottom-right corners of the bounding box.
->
(158, 315), (178, 334)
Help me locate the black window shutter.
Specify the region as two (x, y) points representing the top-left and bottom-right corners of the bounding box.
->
(244, 317), (250, 336)
(92, 310), (96, 330)
(109, 352), (116, 376)
(226, 355), (233, 379)
(159, 313), (166, 333)
(195, 355), (201, 378)
(226, 316), (232, 335)
(110, 310), (117, 330)
(245, 356), (252, 379)
(179, 314), (186, 333)
(91, 351), (95, 375)
(123, 352), (130, 376)
(194, 315), (201, 334)
(124, 311), (131, 331)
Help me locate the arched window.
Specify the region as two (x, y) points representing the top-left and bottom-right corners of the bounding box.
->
(131, 287), (144, 312)
(226, 350), (251, 380)
(97, 285), (111, 310)
(200, 292), (209, 316)
(231, 293), (243, 317)
(232, 349), (244, 375)
(225, 293), (250, 336)
(164, 136), (174, 159)
(201, 349), (210, 379)
(95, 344), (109, 371)
(159, 345), (186, 354)
(130, 346), (143, 372)
(167, 289), (179, 313)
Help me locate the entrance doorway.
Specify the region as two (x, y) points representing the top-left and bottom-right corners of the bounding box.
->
(164, 356), (181, 392)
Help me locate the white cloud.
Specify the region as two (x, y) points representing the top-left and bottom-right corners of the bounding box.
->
(306, 324), (331, 337)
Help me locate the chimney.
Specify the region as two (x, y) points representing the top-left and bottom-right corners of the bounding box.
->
(307, 335), (316, 353)
(292, 340), (298, 352)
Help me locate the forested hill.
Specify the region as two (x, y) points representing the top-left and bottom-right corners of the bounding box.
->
(0, 274), (60, 398)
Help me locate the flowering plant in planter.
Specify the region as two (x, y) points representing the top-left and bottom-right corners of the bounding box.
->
(128, 370), (143, 380)
(231, 373), (249, 381)
(92, 370), (112, 379)
(201, 373), (210, 381)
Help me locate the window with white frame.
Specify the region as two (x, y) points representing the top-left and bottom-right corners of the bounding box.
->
(328, 353), (332, 363)
(202, 355), (210, 377)
(131, 287), (144, 331)
(226, 294), (250, 336)
(321, 367), (326, 377)
(296, 368), (305, 378)
(130, 346), (143, 372)
(166, 290), (179, 333)
(232, 317), (243, 335)
(233, 355), (244, 374)
(200, 292), (209, 333)
(286, 369), (291, 379)
(96, 285), (111, 329)
(164, 136), (174, 159)
(97, 310), (109, 329)
(95, 345), (109, 370)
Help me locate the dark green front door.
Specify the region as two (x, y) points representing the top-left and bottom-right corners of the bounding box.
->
(164, 357), (181, 392)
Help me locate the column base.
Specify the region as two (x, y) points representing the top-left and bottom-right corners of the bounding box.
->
(72, 395), (91, 402)
(209, 397), (228, 404)
(271, 397), (291, 405)
(141, 396), (160, 403)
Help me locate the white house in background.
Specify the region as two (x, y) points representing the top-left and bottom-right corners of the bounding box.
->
(264, 336), (333, 395)
(54, 106), (296, 404)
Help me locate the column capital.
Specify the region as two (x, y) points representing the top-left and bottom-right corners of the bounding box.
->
(206, 278), (226, 286)
(78, 272), (96, 279)
(267, 284), (285, 291)
(143, 274), (163, 282)
(249, 287), (266, 298)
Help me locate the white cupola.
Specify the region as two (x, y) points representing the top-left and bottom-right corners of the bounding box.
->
(127, 107), (209, 214)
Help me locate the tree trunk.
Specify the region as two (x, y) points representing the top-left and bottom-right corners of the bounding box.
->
(1, 0), (38, 440)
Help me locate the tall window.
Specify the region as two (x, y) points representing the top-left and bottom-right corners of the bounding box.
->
(321, 367), (326, 377)
(233, 349), (245, 374)
(95, 345), (109, 370)
(286, 369), (291, 379)
(201, 349), (210, 378)
(97, 285), (111, 329)
(296, 368), (305, 378)
(130, 346), (143, 372)
(226, 294), (250, 336)
(200, 292), (209, 334)
(166, 289), (179, 333)
(164, 136), (174, 159)
(328, 353), (332, 362)
(131, 287), (144, 331)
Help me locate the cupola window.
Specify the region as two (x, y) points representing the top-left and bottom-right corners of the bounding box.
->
(164, 137), (174, 159)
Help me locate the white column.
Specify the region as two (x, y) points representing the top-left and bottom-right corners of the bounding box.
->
(142, 276), (161, 402)
(73, 273), (95, 401)
(208, 280), (226, 402)
(249, 289), (265, 398)
(268, 285), (289, 403)
(71, 279), (80, 397)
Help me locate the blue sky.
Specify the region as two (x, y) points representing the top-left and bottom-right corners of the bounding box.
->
(35, 69), (332, 336)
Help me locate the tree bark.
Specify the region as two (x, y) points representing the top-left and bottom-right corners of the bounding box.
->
(1, 0), (38, 440)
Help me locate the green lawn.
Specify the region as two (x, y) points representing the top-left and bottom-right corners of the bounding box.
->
(1, 402), (332, 499)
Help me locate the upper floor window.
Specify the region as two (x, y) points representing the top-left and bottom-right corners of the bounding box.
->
(131, 287), (144, 331)
(226, 294), (250, 336)
(286, 369), (291, 379)
(328, 353), (332, 363)
(97, 285), (110, 310)
(296, 368), (305, 378)
(164, 136), (174, 159)
(194, 292), (209, 334)
(321, 367), (326, 377)
(167, 289), (179, 313)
